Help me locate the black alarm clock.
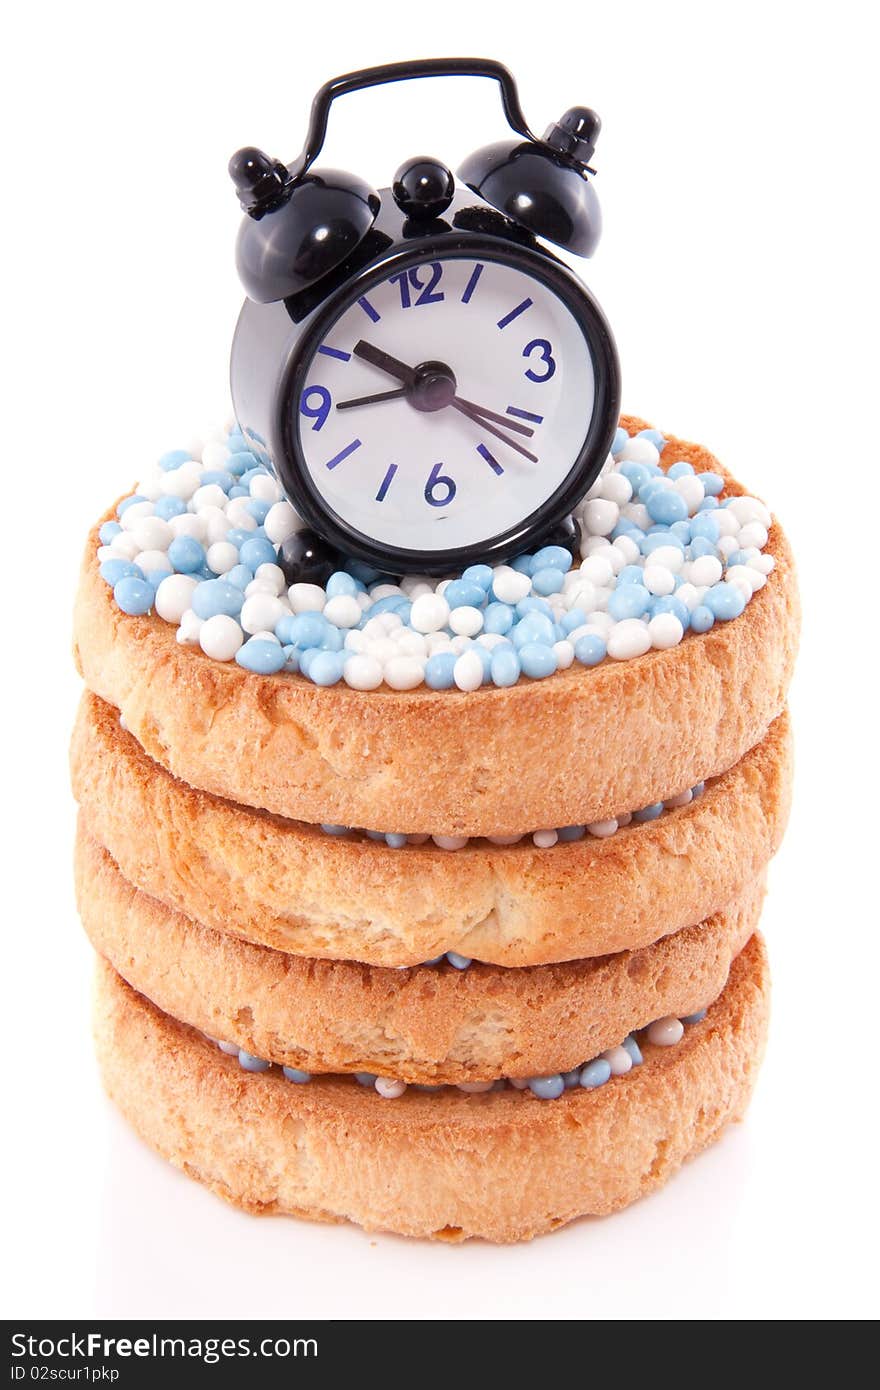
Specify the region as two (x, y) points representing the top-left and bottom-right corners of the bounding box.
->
(229, 58), (621, 576)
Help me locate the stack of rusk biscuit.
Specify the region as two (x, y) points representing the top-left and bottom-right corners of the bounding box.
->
(71, 419), (799, 1243)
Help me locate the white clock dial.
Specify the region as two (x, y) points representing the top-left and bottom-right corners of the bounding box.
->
(295, 253), (597, 554)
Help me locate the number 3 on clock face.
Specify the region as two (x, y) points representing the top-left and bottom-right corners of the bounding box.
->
(291, 251), (607, 564)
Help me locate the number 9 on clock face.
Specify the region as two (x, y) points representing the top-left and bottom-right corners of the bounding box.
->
(288, 250), (615, 569)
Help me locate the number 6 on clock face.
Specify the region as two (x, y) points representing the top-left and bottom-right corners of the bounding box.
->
(287, 247), (615, 569)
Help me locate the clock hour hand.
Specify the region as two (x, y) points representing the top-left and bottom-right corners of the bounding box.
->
(336, 387), (407, 410)
(353, 338), (537, 460)
(352, 340), (414, 384)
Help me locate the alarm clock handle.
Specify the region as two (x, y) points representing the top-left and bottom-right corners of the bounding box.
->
(288, 57), (538, 180)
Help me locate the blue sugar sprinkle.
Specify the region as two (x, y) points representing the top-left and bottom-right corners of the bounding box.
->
(532, 545), (573, 574)
(199, 470), (235, 493)
(192, 579), (244, 620)
(667, 461), (694, 478)
(425, 652), (457, 690)
(307, 650), (346, 686)
(519, 642), (558, 679)
(699, 471), (724, 496)
(562, 1069), (582, 1089)
(235, 639), (287, 675)
(99, 521), (123, 544)
(364, 595), (403, 618)
(483, 602), (515, 635)
(158, 450), (191, 471)
(622, 1035), (643, 1066)
(317, 626), (343, 652)
(619, 460), (652, 492)
(144, 568), (173, 589)
(326, 571), (358, 598)
(321, 824), (350, 836)
(117, 494), (148, 516)
(282, 1067), (313, 1083)
(515, 595), (553, 619)
(528, 1075), (565, 1100)
(246, 498), (271, 525)
(579, 1059), (612, 1089)
(346, 559), (385, 585)
(557, 824), (586, 841)
(637, 428), (666, 450)
(704, 581), (746, 620)
(444, 579), (486, 609)
(154, 496), (187, 521)
(650, 595), (690, 629)
(512, 612), (555, 648)
(446, 952), (472, 970)
(461, 563), (493, 591)
(238, 536), (278, 572)
(633, 802), (663, 822)
(608, 584), (651, 620)
(612, 426), (628, 454)
(531, 566), (565, 596)
(238, 1050), (271, 1073)
(279, 612), (327, 649)
(490, 646), (521, 687)
(616, 564), (645, 586)
(638, 476), (670, 503)
(690, 513), (720, 543)
(167, 535), (206, 574)
(113, 576), (154, 615)
(689, 536), (719, 559)
(510, 555), (533, 575)
(228, 485), (248, 499)
(646, 488), (688, 525)
(641, 532), (685, 557)
(560, 608), (587, 635)
(384, 833), (407, 849)
(692, 781), (705, 796)
(296, 649), (329, 679)
(225, 564), (253, 591)
(227, 451), (256, 477)
(726, 549), (749, 568)
(100, 559), (143, 587)
(354, 1072), (377, 1087)
(574, 634), (606, 667)
(690, 605), (715, 633)
(682, 1009), (708, 1024)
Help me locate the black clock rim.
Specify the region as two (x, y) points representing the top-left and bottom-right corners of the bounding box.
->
(278, 236), (621, 575)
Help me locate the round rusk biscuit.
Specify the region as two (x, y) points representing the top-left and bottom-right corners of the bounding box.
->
(73, 418), (800, 837)
(77, 827), (764, 1083)
(93, 934), (770, 1242)
(72, 692), (791, 965)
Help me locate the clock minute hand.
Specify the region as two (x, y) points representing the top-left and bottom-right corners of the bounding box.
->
(452, 396), (534, 437)
(451, 400), (538, 463)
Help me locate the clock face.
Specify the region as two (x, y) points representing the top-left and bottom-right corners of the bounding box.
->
(291, 250), (603, 561)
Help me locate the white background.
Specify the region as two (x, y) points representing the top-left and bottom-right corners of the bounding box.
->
(3, 0), (877, 1322)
